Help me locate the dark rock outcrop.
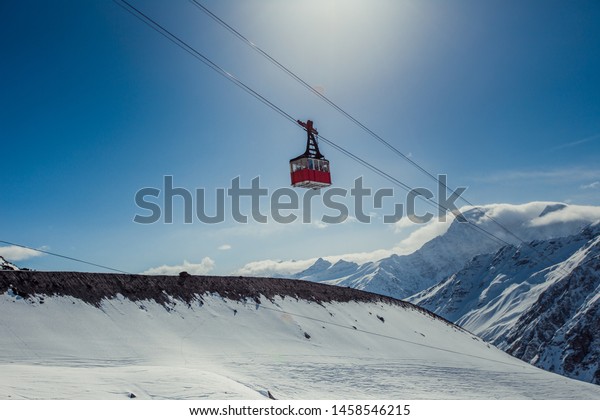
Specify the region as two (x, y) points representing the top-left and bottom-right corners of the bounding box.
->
(0, 270), (454, 327)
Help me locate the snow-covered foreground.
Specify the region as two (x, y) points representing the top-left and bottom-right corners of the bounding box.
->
(1, 288), (599, 400)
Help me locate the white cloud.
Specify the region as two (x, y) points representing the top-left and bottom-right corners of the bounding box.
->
(393, 214), (447, 233)
(234, 258), (320, 277)
(312, 220), (328, 229)
(0, 246), (44, 261)
(326, 248), (398, 264)
(395, 218), (454, 254)
(472, 202), (552, 226)
(444, 202), (600, 238)
(580, 181), (600, 190)
(143, 257), (215, 276)
(393, 217), (416, 231)
(218, 244), (232, 251)
(528, 204), (600, 228)
(234, 246), (402, 277)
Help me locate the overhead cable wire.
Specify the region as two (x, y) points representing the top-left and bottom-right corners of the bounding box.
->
(188, 0), (594, 277)
(0, 239), (131, 274)
(318, 134), (520, 247)
(115, 0), (590, 282)
(113, 0), (516, 251)
(113, 0), (298, 126)
(188, 1), (554, 254)
(0, 0), (511, 275)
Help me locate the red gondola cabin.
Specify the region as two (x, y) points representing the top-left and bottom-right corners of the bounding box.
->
(290, 120), (331, 189)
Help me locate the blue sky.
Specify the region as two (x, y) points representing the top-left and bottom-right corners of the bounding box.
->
(1, 0), (599, 274)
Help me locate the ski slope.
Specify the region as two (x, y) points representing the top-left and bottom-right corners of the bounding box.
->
(1, 272), (599, 399)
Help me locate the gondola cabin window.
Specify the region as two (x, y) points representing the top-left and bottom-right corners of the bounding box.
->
(290, 157), (331, 189)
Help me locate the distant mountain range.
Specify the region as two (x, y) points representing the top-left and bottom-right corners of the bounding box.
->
(291, 202), (599, 299)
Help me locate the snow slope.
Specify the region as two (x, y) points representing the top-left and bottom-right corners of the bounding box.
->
(410, 223), (600, 384)
(292, 203), (600, 298)
(1, 271), (599, 399)
(0, 256), (19, 271)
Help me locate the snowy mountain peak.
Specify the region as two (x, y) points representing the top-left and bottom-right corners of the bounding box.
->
(539, 203), (568, 218)
(293, 257), (332, 278)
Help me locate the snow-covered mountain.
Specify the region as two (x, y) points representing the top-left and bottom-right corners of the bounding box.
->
(410, 223), (600, 385)
(2, 270), (599, 399)
(0, 256), (19, 271)
(292, 203), (600, 299)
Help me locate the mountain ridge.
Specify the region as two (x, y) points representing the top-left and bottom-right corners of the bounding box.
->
(290, 202), (600, 299)
(410, 222), (600, 384)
